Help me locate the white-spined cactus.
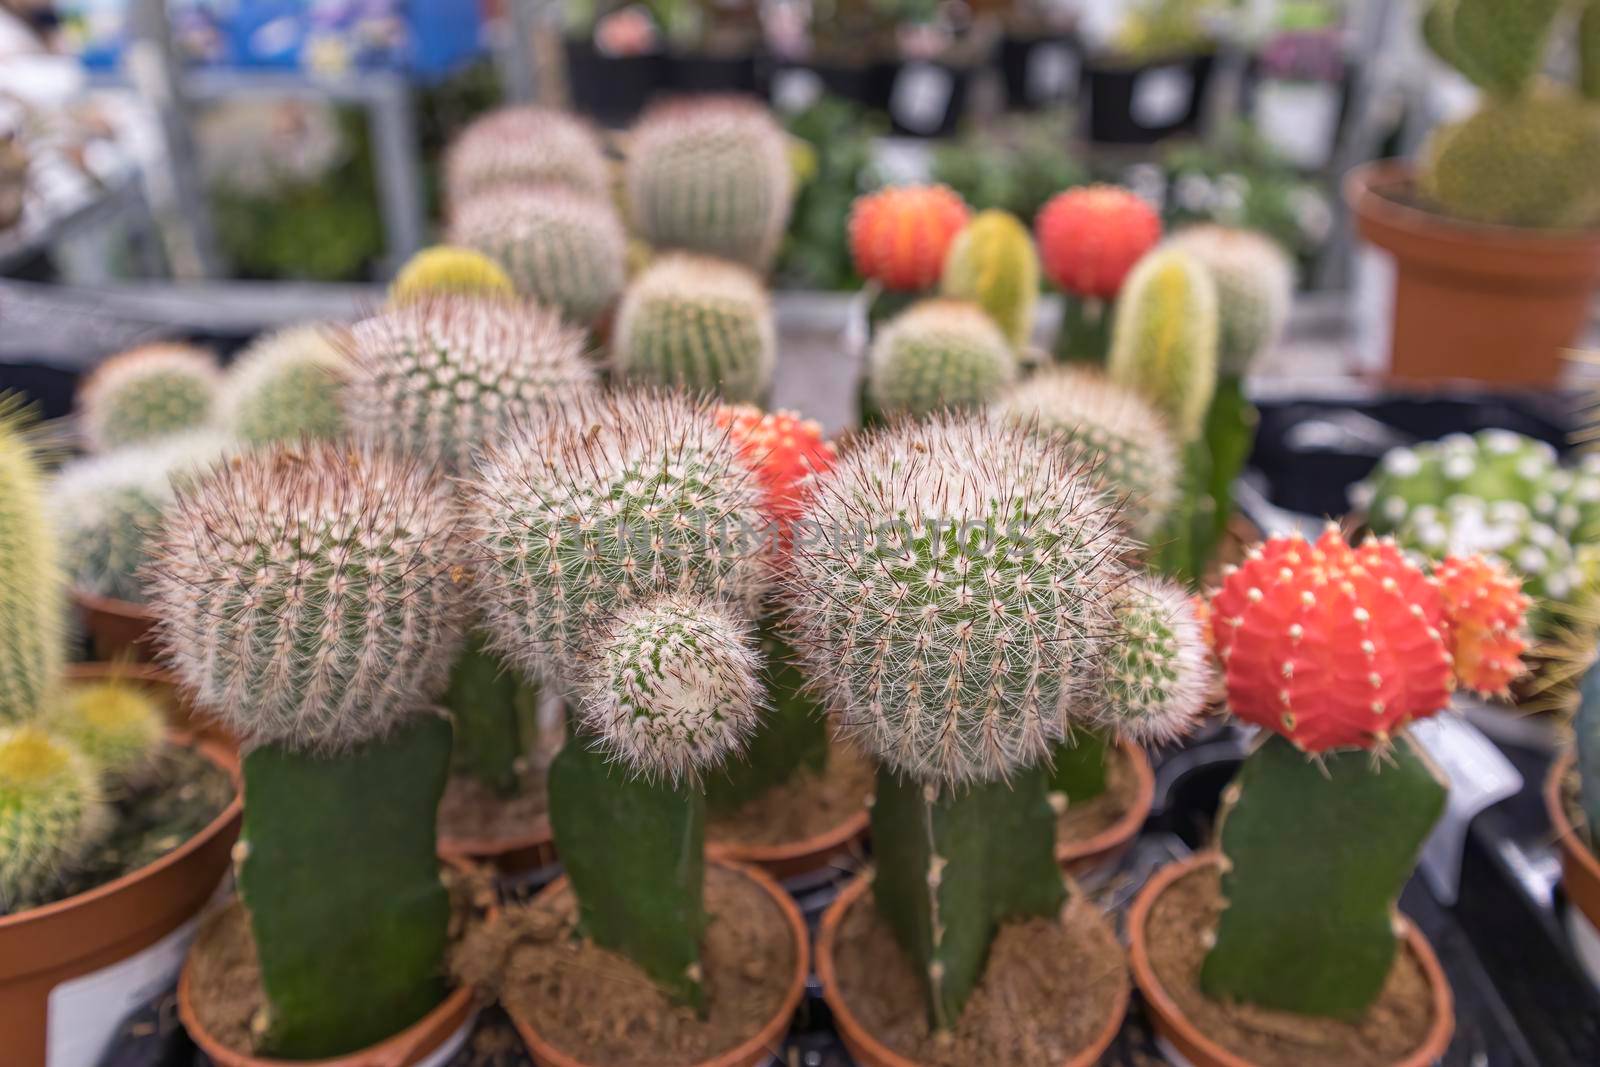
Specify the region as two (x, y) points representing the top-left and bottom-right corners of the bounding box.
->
(0, 400), (63, 723)
(577, 593), (764, 784)
(223, 326), (350, 446)
(0, 725), (108, 910)
(867, 300), (1019, 419)
(994, 367), (1180, 539)
(464, 389), (769, 691)
(343, 295), (596, 474)
(145, 443), (466, 754)
(444, 105), (611, 205)
(1164, 225), (1294, 378)
(613, 253), (776, 404)
(1091, 574), (1211, 743)
(79, 344), (222, 452)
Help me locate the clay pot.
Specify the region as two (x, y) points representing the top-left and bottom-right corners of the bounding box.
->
(507, 859), (810, 1067)
(1345, 159), (1600, 387)
(1546, 753), (1600, 928)
(708, 806), (869, 881)
(1127, 853), (1455, 1067)
(0, 717), (241, 1067)
(1056, 737), (1154, 877)
(816, 875), (1128, 1067)
(74, 589), (159, 663)
(437, 817), (558, 876)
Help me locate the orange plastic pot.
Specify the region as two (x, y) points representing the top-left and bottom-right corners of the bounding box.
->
(708, 805), (869, 881)
(74, 589), (158, 663)
(1127, 853), (1455, 1067)
(507, 859), (810, 1067)
(1546, 753), (1600, 929)
(816, 874), (1128, 1067)
(1056, 737), (1154, 877)
(438, 816), (558, 876)
(1346, 159), (1600, 387)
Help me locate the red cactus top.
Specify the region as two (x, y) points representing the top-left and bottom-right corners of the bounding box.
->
(1034, 185), (1162, 301)
(848, 184), (971, 292)
(1209, 528), (1529, 752)
(715, 405), (838, 545)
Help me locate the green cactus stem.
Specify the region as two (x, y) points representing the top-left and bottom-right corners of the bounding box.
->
(444, 632), (530, 797)
(1053, 297), (1114, 365)
(1201, 733), (1447, 1022)
(0, 400), (62, 723)
(238, 714), (453, 1058)
(1155, 440), (1216, 584)
(1049, 726), (1110, 803)
(1200, 375), (1257, 568)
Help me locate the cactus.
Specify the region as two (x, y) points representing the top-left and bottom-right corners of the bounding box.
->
(1202, 528), (1528, 1020)
(1164, 225), (1293, 378)
(1576, 649), (1600, 843)
(848, 184), (972, 292)
(712, 405), (838, 532)
(79, 344), (221, 452)
(47, 681), (165, 786)
(1035, 185), (1162, 363)
(343, 294), (595, 475)
(1090, 574), (1211, 743)
(612, 254), (777, 404)
(449, 186), (627, 324)
(145, 442), (463, 1058)
(388, 246), (515, 307)
(938, 209), (1040, 347)
(1353, 429), (1561, 535)
(0, 400), (63, 723)
(625, 96), (795, 272)
(866, 300), (1018, 419)
(443, 105), (610, 205)
(0, 725), (108, 911)
(1107, 248), (1219, 443)
(994, 366), (1180, 539)
(223, 325), (349, 446)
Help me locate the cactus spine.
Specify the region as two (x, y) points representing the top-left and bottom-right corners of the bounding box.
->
(0, 401), (63, 723)
(613, 254), (777, 404)
(0, 725), (108, 911)
(389, 246), (516, 307)
(443, 105), (611, 206)
(867, 300), (1018, 418)
(223, 325), (349, 446)
(79, 344), (222, 452)
(939, 209), (1041, 348)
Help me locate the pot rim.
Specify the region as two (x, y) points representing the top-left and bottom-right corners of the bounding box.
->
(73, 586), (156, 622)
(506, 857), (810, 1067)
(816, 873), (1129, 1067)
(1344, 159), (1600, 248)
(1055, 736), (1154, 867)
(707, 804), (870, 868)
(1544, 752), (1600, 927)
(1126, 852), (1455, 1067)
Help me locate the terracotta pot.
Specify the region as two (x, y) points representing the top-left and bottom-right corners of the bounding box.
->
(437, 816), (559, 876)
(1127, 853), (1455, 1067)
(1345, 159), (1600, 387)
(1546, 753), (1600, 929)
(816, 874), (1128, 1067)
(708, 806), (869, 881)
(0, 726), (241, 1067)
(1056, 737), (1154, 877)
(74, 588), (158, 663)
(507, 859), (810, 1067)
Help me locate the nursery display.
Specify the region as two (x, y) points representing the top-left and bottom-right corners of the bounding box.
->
(1347, 0), (1600, 384)
(1035, 184), (1163, 362)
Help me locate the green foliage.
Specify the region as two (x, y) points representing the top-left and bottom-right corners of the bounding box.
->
(444, 633), (527, 797)
(777, 97), (883, 291)
(931, 111), (1090, 224)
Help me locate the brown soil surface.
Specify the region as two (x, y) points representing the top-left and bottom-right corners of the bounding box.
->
(707, 741), (873, 849)
(438, 760), (551, 845)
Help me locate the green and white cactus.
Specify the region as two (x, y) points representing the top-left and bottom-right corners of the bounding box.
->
(867, 300), (1018, 419)
(613, 253), (776, 404)
(1353, 429), (1562, 535)
(443, 105), (611, 205)
(1091, 574), (1210, 742)
(1164, 225), (1293, 378)
(79, 344), (222, 452)
(0, 725), (108, 911)
(0, 401), (63, 723)
(222, 326), (349, 446)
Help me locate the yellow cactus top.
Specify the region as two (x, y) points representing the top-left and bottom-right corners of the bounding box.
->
(0, 725), (75, 791)
(49, 681), (165, 781)
(389, 246), (515, 306)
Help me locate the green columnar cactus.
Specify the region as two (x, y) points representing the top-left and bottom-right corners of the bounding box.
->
(450, 187), (628, 324)
(222, 325), (349, 446)
(79, 344), (222, 452)
(613, 254), (777, 404)
(0, 725), (108, 911)
(1164, 226), (1293, 380)
(344, 294), (595, 475)
(388, 246), (515, 306)
(938, 210), (1041, 349)
(47, 681), (165, 786)
(625, 96), (796, 272)
(443, 633), (529, 797)
(1576, 651), (1600, 841)
(994, 367), (1180, 539)
(146, 444), (464, 1058)
(0, 401), (63, 722)
(867, 300), (1018, 419)
(443, 106), (611, 205)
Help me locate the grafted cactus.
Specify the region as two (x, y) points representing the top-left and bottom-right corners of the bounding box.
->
(613, 254), (776, 404)
(1092, 575), (1210, 743)
(47, 681), (165, 786)
(625, 96), (795, 271)
(343, 294), (595, 474)
(388, 246), (515, 306)
(939, 209), (1040, 348)
(849, 184), (972, 292)
(1035, 185), (1163, 363)
(79, 344), (221, 452)
(223, 326), (349, 446)
(0, 725), (108, 911)
(867, 299), (1018, 418)
(450, 186), (627, 324)
(0, 400), (63, 722)
(443, 105), (611, 205)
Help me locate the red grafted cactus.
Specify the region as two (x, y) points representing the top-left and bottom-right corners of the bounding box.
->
(1434, 554), (1530, 697)
(1034, 185), (1162, 300)
(848, 184), (971, 291)
(715, 405), (837, 525)
(1209, 528), (1528, 752)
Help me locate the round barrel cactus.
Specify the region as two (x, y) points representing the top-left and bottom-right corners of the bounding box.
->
(1035, 184), (1162, 300)
(1353, 429), (1562, 534)
(48, 681), (165, 785)
(0, 725), (107, 909)
(1164, 225), (1294, 377)
(223, 325), (349, 446)
(1092, 574), (1211, 743)
(849, 184), (972, 292)
(867, 300), (1018, 419)
(444, 105), (611, 205)
(79, 344), (222, 452)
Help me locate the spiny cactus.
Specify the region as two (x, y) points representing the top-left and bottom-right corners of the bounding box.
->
(625, 96), (795, 271)
(388, 246), (515, 307)
(53, 433), (235, 604)
(223, 325), (349, 446)
(449, 186), (627, 324)
(867, 299), (1018, 418)
(465, 389), (770, 692)
(994, 366), (1180, 539)
(47, 681), (165, 786)
(0, 724), (108, 910)
(613, 254), (776, 404)
(343, 294), (595, 474)
(1353, 429), (1561, 535)
(79, 344), (222, 452)
(1435, 554), (1532, 696)
(1164, 225), (1294, 377)
(1035, 185), (1162, 301)
(443, 105), (611, 205)
(1092, 574), (1211, 743)
(848, 184), (972, 291)
(1107, 248), (1219, 442)
(0, 400), (63, 722)
(939, 209), (1041, 348)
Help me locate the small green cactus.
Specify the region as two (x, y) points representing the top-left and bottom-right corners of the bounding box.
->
(1354, 429), (1561, 535)
(1164, 225), (1293, 378)
(79, 344), (222, 452)
(613, 254), (776, 404)
(1107, 248), (1219, 443)
(867, 300), (1018, 419)
(0, 724), (108, 911)
(47, 681), (165, 787)
(450, 186), (628, 324)
(223, 326), (349, 446)
(388, 246), (516, 306)
(444, 105), (611, 205)
(1091, 574), (1211, 742)
(939, 209), (1041, 349)
(0, 400), (63, 723)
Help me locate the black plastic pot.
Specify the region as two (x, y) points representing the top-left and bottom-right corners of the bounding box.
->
(665, 51), (762, 95)
(999, 31), (1083, 110)
(883, 59), (975, 137)
(768, 59), (892, 113)
(563, 38), (669, 128)
(1084, 52), (1216, 144)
